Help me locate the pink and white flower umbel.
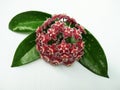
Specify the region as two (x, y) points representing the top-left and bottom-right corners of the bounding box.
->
(36, 14), (85, 66)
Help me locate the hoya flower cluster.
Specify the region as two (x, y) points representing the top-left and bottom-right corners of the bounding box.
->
(36, 14), (85, 66)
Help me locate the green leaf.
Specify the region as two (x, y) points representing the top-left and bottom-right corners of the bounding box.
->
(11, 32), (40, 67)
(9, 11), (108, 78)
(9, 11), (51, 33)
(79, 29), (109, 78)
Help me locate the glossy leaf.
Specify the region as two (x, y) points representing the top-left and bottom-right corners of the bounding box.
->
(9, 11), (51, 33)
(9, 11), (108, 78)
(11, 32), (40, 67)
(79, 29), (108, 78)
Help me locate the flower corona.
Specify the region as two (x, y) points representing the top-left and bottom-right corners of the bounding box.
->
(36, 14), (85, 66)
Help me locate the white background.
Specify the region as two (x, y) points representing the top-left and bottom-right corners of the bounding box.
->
(0, 0), (120, 90)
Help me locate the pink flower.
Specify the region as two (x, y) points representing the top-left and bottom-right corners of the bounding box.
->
(63, 27), (72, 38)
(36, 14), (85, 66)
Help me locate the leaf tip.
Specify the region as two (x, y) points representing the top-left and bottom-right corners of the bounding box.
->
(11, 65), (14, 67)
(105, 74), (109, 78)
(11, 64), (16, 67)
(102, 73), (109, 78)
(11, 61), (20, 67)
